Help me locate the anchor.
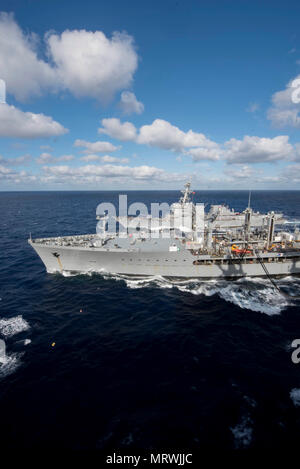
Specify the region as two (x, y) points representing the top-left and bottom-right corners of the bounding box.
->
(51, 252), (63, 271)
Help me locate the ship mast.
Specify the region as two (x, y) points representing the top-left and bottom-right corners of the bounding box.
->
(180, 182), (192, 204)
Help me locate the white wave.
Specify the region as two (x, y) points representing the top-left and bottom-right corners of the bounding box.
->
(230, 415), (253, 448)
(217, 283), (288, 315)
(290, 388), (300, 407)
(119, 275), (175, 290)
(0, 315), (30, 338)
(117, 272), (299, 314)
(0, 352), (21, 379)
(112, 274), (290, 315)
(53, 266), (299, 314)
(61, 268), (106, 277)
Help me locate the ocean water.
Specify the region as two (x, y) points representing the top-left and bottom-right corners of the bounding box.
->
(0, 190), (300, 452)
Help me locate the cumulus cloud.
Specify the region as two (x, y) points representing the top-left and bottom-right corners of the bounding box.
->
(0, 164), (37, 184)
(0, 12), (138, 102)
(74, 139), (119, 153)
(0, 103), (68, 138)
(183, 147), (220, 161)
(98, 116), (300, 165)
(99, 117), (220, 161)
(99, 118), (137, 141)
(36, 153), (74, 164)
(41, 164), (183, 183)
(47, 30), (138, 101)
(267, 76), (300, 128)
(224, 135), (293, 164)
(119, 91), (144, 114)
(0, 13), (57, 101)
(137, 119), (219, 153)
(80, 154), (129, 164)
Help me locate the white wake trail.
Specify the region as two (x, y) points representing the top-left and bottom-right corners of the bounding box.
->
(104, 273), (297, 315)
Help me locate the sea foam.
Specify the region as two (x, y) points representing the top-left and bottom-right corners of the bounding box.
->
(0, 352), (22, 379)
(290, 388), (300, 407)
(230, 415), (253, 448)
(0, 315), (30, 338)
(112, 274), (294, 315)
(55, 268), (299, 315)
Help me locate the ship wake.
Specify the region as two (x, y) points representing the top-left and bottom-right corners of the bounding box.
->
(0, 352), (22, 379)
(59, 268), (300, 315)
(104, 274), (300, 315)
(0, 315), (30, 379)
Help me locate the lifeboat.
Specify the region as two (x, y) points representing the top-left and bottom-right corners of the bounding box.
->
(231, 244), (252, 255)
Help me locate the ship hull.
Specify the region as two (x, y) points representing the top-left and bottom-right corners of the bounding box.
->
(29, 241), (300, 279)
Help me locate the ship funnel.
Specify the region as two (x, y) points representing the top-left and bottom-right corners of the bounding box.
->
(0, 339), (6, 364)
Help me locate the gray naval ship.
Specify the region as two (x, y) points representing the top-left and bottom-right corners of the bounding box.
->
(29, 183), (300, 279)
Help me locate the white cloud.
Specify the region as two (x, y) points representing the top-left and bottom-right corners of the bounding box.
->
(48, 30), (138, 101)
(0, 154), (31, 165)
(0, 164), (37, 184)
(99, 117), (220, 162)
(0, 13), (138, 102)
(36, 152), (52, 164)
(224, 135), (293, 164)
(100, 155), (129, 164)
(0, 13), (57, 101)
(36, 153), (74, 164)
(281, 164), (300, 182)
(267, 75), (300, 128)
(137, 119), (219, 153)
(99, 118), (220, 158)
(41, 164), (183, 183)
(80, 154), (129, 164)
(0, 161), (154, 186)
(224, 165), (257, 179)
(268, 107), (300, 128)
(74, 139), (119, 153)
(184, 147), (220, 161)
(79, 154), (102, 162)
(57, 154), (74, 162)
(0, 103), (67, 138)
(0, 164), (13, 176)
(119, 91), (144, 114)
(99, 118), (137, 141)
(98, 117), (300, 165)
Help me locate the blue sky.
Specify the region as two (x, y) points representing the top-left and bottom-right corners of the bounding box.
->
(1, 0), (300, 189)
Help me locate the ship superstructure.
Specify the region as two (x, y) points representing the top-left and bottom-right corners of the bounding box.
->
(29, 183), (300, 279)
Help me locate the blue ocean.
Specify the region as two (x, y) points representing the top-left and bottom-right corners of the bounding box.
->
(0, 190), (300, 452)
